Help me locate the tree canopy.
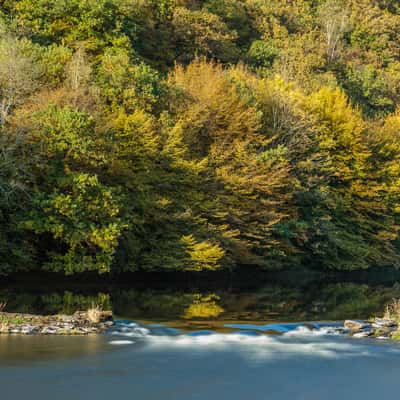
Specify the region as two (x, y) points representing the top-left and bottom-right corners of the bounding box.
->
(1, 0), (400, 274)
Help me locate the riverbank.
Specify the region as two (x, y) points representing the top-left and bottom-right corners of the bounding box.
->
(4, 266), (400, 289)
(344, 318), (400, 339)
(2, 310), (400, 341)
(0, 310), (113, 335)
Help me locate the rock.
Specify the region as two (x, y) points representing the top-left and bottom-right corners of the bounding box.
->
(390, 331), (400, 340)
(0, 310), (113, 336)
(0, 324), (9, 333)
(344, 320), (371, 330)
(352, 330), (373, 338)
(373, 326), (397, 336)
(373, 318), (398, 328)
(41, 326), (59, 335)
(20, 325), (37, 335)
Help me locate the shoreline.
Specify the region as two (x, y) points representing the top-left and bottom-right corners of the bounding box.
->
(1, 308), (400, 340)
(343, 318), (400, 340)
(0, 310), (114, 335)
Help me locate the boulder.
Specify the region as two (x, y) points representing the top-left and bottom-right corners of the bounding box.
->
(352, 330), (373, 338)
(344, 320), (371, 331)
(373, 327), (397, 337)
(390, 330), (400, 340)
(373, 318), (398, 328)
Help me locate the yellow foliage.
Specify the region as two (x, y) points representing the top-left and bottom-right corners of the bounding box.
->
(169, 59), (262, 163)
(181, 235), (225, 271)
(182, 294), (224, 319)
(305, 87), (370, 182)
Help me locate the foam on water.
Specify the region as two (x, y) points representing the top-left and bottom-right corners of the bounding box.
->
(106, 320), (400, 361)
(109, 340), (135, 345)
(106, 320), (400, 365)
(284, 325), (348, 337)
(110, 322), (151, 338)
(107, 320), (348, 344)
(224, 322), (345, 334)
(4, 321), (400, 400)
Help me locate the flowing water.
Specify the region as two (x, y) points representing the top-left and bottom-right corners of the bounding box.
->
(1, 274), (400, 399)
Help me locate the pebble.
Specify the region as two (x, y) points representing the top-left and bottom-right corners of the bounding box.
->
(0, 311), (114, 336)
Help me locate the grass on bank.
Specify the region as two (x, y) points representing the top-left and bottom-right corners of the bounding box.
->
(87, 304), (104, 324)
(0, 315), (28, 325)
(384, 299), (400, 323)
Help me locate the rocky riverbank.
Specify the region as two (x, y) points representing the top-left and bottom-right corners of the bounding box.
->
(344, 317), (400, 340)
(1, 309), (400, 339)
(0, 310), (114, 335)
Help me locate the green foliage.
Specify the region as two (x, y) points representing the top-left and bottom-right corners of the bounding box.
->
(171, 7), (239, 63)
(1, 0), (400, 275)
(0, 314), (27, 325)
(27, 173), (125, 274)
(38, 44), (73, 87)
(247, 40), (279, 68)
(204, 0), (256, 48)
(9, 0), (125, 50)
(19, 106), (127, 274)
(293, 87), (400, 269)
(97, 47), (165, 112)
(341, 64), (396, 117)
(0, 132), (35, 274)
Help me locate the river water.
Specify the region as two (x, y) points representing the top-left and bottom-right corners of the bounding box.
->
(1, 275), (400, 399)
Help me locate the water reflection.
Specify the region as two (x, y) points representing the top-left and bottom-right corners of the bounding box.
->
(0, 335), (110, 365)
(182, 294), (224, 319)
(2, 280), (400, 325)
(2, 277), (400, 399)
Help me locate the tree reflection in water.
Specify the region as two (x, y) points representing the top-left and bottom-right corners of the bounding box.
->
(2, 280), (400, 327)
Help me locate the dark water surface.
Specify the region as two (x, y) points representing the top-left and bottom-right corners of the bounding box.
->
(1, 273), (400, 399)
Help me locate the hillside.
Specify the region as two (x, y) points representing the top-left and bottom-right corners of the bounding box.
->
(1, 0), (400, 274)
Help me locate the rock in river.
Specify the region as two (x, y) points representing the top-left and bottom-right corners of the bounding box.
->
(372, 318), (397, 328)
(344, 320), (372, 331)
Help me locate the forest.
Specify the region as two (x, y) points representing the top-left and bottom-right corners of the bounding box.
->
(1, 0), (400, 275)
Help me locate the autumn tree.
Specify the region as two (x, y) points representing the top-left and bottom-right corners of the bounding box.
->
(318, 0), (350, 62)
(168, 60), (293, 266)
(0, 35), (38, 125)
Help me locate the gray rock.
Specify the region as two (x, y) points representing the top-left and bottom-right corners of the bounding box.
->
(61, 316), (74, 323)
(373, 326), (397, 337)
(20, 325), (36, 335)
(344, 320), (371, 330)
(352, 330), (373, 338)
(41, 326), (59, 335)
(373, 318), (398, 328)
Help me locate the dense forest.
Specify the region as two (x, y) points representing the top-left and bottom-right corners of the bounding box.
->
(1, 0), (400, 275)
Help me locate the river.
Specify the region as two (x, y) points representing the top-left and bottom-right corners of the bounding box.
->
(1, 274), (400, 399)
